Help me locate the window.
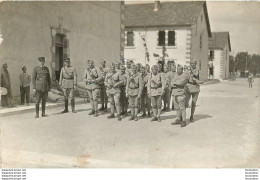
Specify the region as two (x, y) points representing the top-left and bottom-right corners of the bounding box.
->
(210, 50), (214, 59)
(168, 31), (175, 46)
(158, 31), (165, 46)
(200, 33), (203, 49)
(126, 31), (134, 46)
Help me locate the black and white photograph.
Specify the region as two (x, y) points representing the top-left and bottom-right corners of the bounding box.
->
(0, 0), (259, 177)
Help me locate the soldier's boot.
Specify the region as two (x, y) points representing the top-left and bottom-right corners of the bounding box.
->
(71, 99), (77, 113)
(35, 104), (40, 118)
(128, 108), (135, 120)
(42, 102), (48, 117)
(62, 99), (69, 113)
(171, 111), (182, 125)
(151, 109), (157, 121)
(190, 102), (196, 122)
(93, 101), (99, 117)
(94, 110), (99, 117)
(157, 108), (162, 122)
(108, 104), (115, 119)
(134, 108), (139, 121)
(181, 110), (187, 127)
(89, 110), (95, 115)
(89, 100), (95, 115)
(140, 112), (146, 117)
(162, 101), (166, 111)
(116, 105), (122, 121)
(107, 114), (115, 119)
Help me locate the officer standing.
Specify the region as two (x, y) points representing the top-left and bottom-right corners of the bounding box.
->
(83, 60), (103, 117)
(170, 65), (189, 127)
(140, 66), (151, 117)
(185, 59), (202, 122)
(32, 57), (51, 118)
(19, 66), (31, 106)
(248, 73), (254, 88)
(59, 58), (77, 113)
(99, 60), (109, 111)
(147, 65), (165, 122)
(162, 65), (175, 112)
(105, 63), (124, 120)
(126, 64), (143, 121)
(125, 61), (132, 76)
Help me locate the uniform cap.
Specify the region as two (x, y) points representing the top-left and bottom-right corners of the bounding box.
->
(64, 57), (70, 62)
(38, 57), (45, 62)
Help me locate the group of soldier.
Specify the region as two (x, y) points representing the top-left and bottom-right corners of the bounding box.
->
(31, 56), (202, 127)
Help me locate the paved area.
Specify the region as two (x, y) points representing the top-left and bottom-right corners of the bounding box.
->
(0, 78), (259, 168)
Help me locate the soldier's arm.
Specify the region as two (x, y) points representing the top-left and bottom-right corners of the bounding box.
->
(96, 69), (104, 83)
(73, 67), (77, 85)
(19, 74), (22, 87)
(32, 67), (37, 89)
(59, 68), (63, 86)
(115, 73), (124, 87)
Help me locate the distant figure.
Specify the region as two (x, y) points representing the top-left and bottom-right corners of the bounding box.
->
(20, 66), (31, 106)
(1, 63), (14, 107)
(32, 57), (51, 118)
(248, 73), (254, 88)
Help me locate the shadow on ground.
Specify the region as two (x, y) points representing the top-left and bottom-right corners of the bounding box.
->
(194, 114), (212, 122)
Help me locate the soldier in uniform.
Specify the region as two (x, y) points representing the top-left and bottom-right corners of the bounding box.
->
(162, 65), (175, 112)
(145, 64), (151, 74)
(170, 65), (189, 127)
(140, 66), (151, 117)
(185, 59), (203, 122)
(171, 63), (177, 110)
(99, 60), (109, 111)
(105, 63), (124, 120)
(125, 61), (132, 76)
(126, 64), (143, 121)
(83, 60), (103, 117)
(59, 58), (77, 113)
(157, 63), (163, 73)
(32, 57), (51, 118)
(115, 62), (121, 72)
(147, 65), (166, 122)
(119, 65), (128, 115)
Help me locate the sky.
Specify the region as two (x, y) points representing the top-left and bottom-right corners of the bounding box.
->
(126, 0), (260, 55)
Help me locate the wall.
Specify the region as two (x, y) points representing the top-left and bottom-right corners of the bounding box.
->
(124, 26), (191, 66)
(0, 1), (122, 96)
(212, 49), (222, 79)
(191, 7), (209, 81)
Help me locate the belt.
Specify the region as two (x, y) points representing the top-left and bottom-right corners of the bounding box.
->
(150, 85), (162, 89)
(172, 85), (185, 89)
(129, 86), (139, 89)
(64, 78), (73, 80)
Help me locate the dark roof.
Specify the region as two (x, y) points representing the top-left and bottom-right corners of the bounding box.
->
(209, 32), (231, 51)
(125, 1), (211, 37)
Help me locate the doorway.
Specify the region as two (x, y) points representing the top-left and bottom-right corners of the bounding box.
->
(54, 34), (64, 80)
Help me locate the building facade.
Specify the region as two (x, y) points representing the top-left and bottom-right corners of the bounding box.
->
(209, 32), (231, 80)
(0, 1), (125, 96)
(124, 1), (211, 80)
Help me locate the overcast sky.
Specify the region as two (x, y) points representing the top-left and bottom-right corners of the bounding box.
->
(126, 1), (260, 55)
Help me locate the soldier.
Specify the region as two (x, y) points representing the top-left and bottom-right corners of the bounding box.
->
(147, 65), (166, 122)
(59, 58), (77, 113)
(145, 64), (151, 74)
(170, 65), (189, 127)
(19, 66), (31, 106)
(119, 65), (128, 115)
(125, 61), (132, 76)
(136, 63), (142, 74)
(105, 63), (124, 120)
(140, 66), (151, 117)
(162, 65), (175, 112)
(157, 63), (163, 73)
(1, 63), (14, 107)
(115, 61), (121, 72)
(32, 57), (51, 118)
(248, 72), (254, 88)
(83, 60), (103, 117)
(185, 59), (203, 122)
(99, 60), (109, 111)
(171, 63), (177, 110)
(126, 64), (143, 121)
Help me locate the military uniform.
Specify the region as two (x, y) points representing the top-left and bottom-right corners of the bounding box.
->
(59, 60), (77, 113)
(171, 69), (189, 127)
(83, 66), (103, 116)
(99, 66), (109, 111)
(32, 57), (51, 118)
(162, 71), (175, 111)
(105, 70), (124, 120)
(140, 72), (151, 117)
(119, 71), (128, 115)
(126, 72), (143, 120)
(185, 67), (200, 122)
(147, 72), (165, 121)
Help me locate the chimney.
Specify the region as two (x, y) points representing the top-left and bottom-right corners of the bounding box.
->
(154, 1), (160, 12)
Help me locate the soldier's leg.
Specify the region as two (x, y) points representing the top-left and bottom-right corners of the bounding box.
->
(35, 91), (41, 118)
(146, 93), (151, 117)
(93, 89), (100, 117)
(115, 93), (122, 120)
(128, 96), (135, 120)
(42, 91), (48, 117)
(166, 90), (171, 111)
(179, 95), (187, 127)
(157, 95), (162, 122)
(171, 95), (182, 125)
(190, 92), (199, 122)
(162, 92), (166, 111)
(20, 86), (25, 105)
(140, 91), (146, 117)
(107, 94), (115, 118)
(104, 87), (108, 110)
(99, 86), (105, 110)
(134, 96), (139, 121)
(69, 89), (76, 113)
(185, 92), (191, 108)
(87, 89), (95, 115)
(151, 96), (157, 121)
(62, 88), (69, 113)
(25, 86), (30, 105)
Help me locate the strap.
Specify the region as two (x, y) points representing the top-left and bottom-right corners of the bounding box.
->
(87, 68), (98, 79)
(63, 67), (73, 79)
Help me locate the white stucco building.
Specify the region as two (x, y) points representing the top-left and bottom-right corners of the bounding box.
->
(0, 1), (125, 97)
(209, 32), (231, 80)
(124, 1), (212, 80)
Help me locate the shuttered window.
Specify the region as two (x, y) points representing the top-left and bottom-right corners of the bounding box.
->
(158, 31), (165, 46)
(168, 31), (175, 46)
